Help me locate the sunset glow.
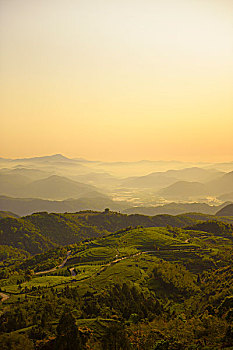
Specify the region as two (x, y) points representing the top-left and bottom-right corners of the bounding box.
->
(1, 0), (233, 161)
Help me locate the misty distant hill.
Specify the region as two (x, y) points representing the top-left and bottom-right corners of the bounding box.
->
(1, 155), (232, 202)
(0, 194), (128, 216)
(156, 170), (233, 199)
(3, 153), (71, 163)
(0, 166), (52, 180)
(218, 192), (233, 202)
(120, 167), (222, 190)
(73, 172), (119, 187)
(123, 202), (228, 216)
(121, 173), (177, 189)
(10, 175), (103, 200)
(0, 154), (232, 178)
(207, 171), (233, 195)
(207, 161), (233, 172)
(0, 173), (106, 200)
(216, 203), (233, 217)
(157, 181), (209, 199)
(0, 173), (32, 196)
(165, 167), (223, 182)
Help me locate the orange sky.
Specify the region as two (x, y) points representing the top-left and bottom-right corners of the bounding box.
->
(1, 0), (233, 161)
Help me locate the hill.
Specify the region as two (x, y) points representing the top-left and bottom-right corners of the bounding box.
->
(0, 172), (100, 200)
(164, 167), (223, 182)
(0, 173), (31, 196)
(207, 171), (233, 195)
(0, 220), (232, 349)
(157, 181), (209, 199)
(74, 172), (119, 187)
(123, 202), (227, 216)
(4, 153), (73, 164)
(15, 175), (100, 200)
(216, 203), (233, 217)
(218, 192), (233, 201)
(0, 195), (127, 216)
(120, 167), (223, 190)
(185, 220), (233, 238)
(0, 211), (199, 255)
(0, 211), (19, 219)
(0, 217), (57, 254)
(1, 210), (233, 255)
(120, 173), (177, 189)
(0, 203), (233, 350)
(0, 166), (52, 181)
(154, 170), (233, 199)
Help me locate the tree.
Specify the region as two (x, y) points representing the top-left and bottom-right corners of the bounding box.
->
(101, 322), (131, 350)
(0, 333), (33, 350)
(56, 311), (81, 350)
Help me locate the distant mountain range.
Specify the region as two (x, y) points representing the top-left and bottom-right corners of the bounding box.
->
(0, 154), (232, 205)
(1, 153), (232, 174)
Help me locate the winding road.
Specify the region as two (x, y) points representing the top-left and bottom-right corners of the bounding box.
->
(35, 250), (71, 275)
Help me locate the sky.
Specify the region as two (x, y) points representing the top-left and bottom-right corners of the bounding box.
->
(1, 0), (233, 161)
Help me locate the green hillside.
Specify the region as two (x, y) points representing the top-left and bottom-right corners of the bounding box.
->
(186, 220), (233, 239)
(1, 210), (233, 259)
(0, 221), (233, 350)
(0, 213), (232, 349)
(0, 217), (57, 255)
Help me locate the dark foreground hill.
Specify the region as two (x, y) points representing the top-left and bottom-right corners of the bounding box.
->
(216, 203), (233, 217)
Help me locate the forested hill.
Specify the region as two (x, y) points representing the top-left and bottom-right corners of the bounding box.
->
(0, 217), (57, 255)
(1, 210), (233, 255)
(0, 210), (201, 253)
(186, 220), (233, 238)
